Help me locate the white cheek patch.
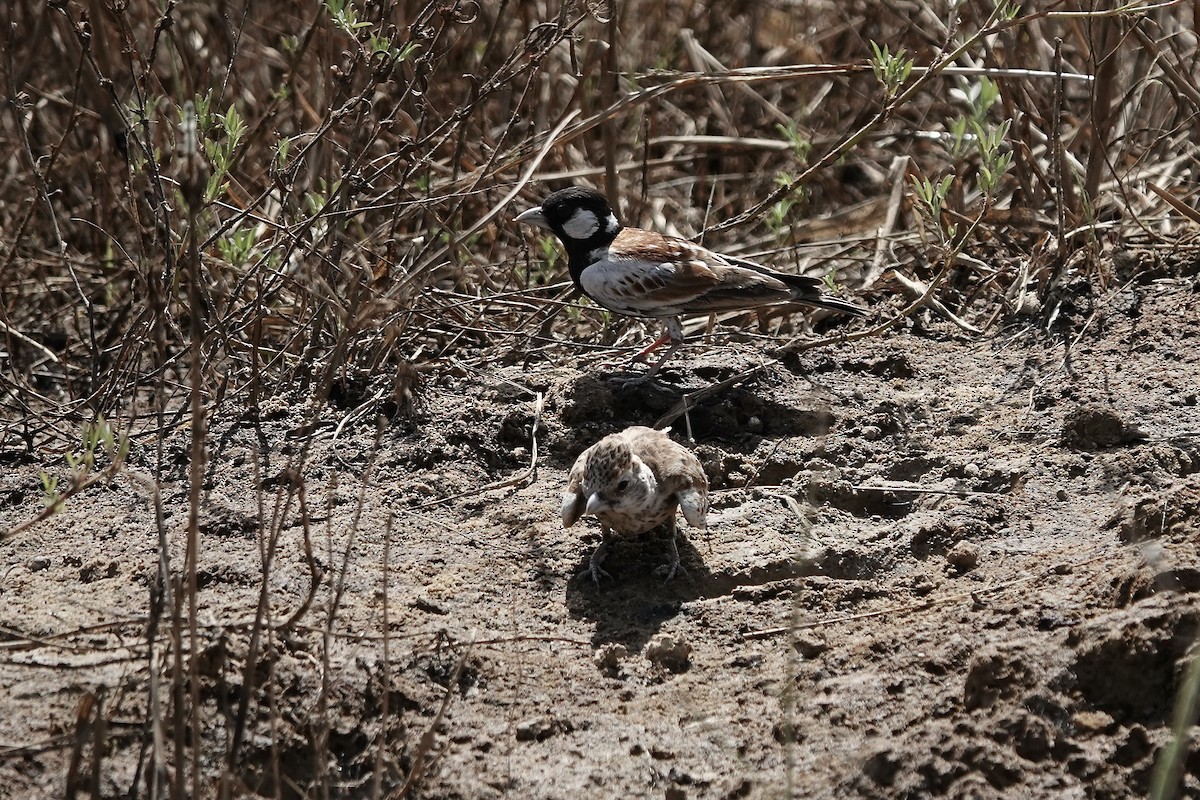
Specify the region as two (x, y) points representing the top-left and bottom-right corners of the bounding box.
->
(562, 208), (600, 240)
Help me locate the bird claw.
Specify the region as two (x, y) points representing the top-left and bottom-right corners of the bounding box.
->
(604, 365), (682, 389)
(576, 539), (613, 586)
(576, 563), (613, 586)
(596, 355), (656, 378)
(653, 558), (688, 583)
(606, 370), (654, 388)
(654, 533), (688, 583)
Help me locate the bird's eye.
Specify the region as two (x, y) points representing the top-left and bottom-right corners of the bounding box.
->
(615, 478), (630, 492)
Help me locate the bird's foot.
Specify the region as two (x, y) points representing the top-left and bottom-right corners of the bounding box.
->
(630, 332), (673, 363)
(653, 556), (688, 583)
(575, 562), (613, 586)
(601, 334), (683, 386)
(576, 542), (613, 586)
(654, 534), (687, 583)
(605, 369), (656, 388)
(604, 362), (684, 389)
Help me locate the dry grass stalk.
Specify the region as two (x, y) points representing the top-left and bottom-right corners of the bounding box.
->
(2, 0), (1199, 792)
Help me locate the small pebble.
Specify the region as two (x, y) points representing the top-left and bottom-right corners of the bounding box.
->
(910, 574), (937, 595)
(1072, 710), (1115, 733)
(962, 463), (980, 478)
(28, 556), (51, 572)
(861, 425), (882, 441)
(411, 597), (448, 615)
(792, 635), (829, 659)
(515, 716), (558, 742)
(1017, 295), (1042, 315)
(946, 542), (980, 573)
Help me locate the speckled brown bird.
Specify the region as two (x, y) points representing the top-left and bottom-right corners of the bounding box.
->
(516, 186), (866, 379)
(561, 425), (708, 583)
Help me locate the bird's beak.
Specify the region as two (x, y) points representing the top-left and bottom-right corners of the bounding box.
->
(515, 206), (550, 230)
(585, 492), (605, 515)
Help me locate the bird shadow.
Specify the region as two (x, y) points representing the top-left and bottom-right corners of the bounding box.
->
(563, 528), (717, 653)
(558, 368), (833, 453)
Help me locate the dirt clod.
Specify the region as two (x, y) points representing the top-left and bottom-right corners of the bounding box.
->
(645, 633), (693, 673)
(945, 542), (980, 573)
(516, 716), (562, 743)
(1061, 405), (1146, 450)
(595, 642), (628, 674)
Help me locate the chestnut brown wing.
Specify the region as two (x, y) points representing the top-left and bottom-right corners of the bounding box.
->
(584, 229), (797, 316)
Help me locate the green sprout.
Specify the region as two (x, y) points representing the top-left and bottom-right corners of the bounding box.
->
(868, 42), (913, 99)
(325, 0), (371, 36)
(767, 198), (795, 239)
(920, 69), (1013, 243)
(275, 136), (292, 170)
(538, 236), (561, 271)
(195, 100), (247, 203)
(217, 226), (258, 268)
(40, 473), (62, 515)
(766, 173), (802, 243)
(974, 118), (1013, 195)
(40, 416), (130, 517)
(776, 120), (812, 162)
(910, 174), (956, 241)
(326, 0), (419, 66)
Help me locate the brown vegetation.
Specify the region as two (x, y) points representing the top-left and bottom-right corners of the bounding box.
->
(2, 1), (1199, 798)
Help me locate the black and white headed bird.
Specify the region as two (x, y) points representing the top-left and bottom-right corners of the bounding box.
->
(516, 186), (866, 380)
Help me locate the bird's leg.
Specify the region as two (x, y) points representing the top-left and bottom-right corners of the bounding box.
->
(629, 330), (673, 364)
(606, 319), (685, 386)
(653, 517), (687, 582)
(576, 527), (614, 585)
(601, 325), (668, 376)
(637, 318), (686, 381)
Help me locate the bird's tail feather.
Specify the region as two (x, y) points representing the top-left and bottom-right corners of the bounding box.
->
(777, 273), (867, 317)
(725, 253), (867, 317)
(797, 292), (868, 317)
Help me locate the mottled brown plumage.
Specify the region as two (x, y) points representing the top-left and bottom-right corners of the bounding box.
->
(561, 426), (708, 583)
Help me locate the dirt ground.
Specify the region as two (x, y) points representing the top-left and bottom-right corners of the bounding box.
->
(2, 254), (1199, 798)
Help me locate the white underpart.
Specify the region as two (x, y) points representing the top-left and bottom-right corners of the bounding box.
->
(586, 245), (612, 263)
(562, 208), (601, 240)
(579, 255), (682, 317)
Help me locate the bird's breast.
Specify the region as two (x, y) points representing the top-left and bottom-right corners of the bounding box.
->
(595, 500), (676, 536)
(578, 256), (688, 318)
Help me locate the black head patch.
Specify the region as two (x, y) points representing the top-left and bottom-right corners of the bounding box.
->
(539, 186), (622, 246)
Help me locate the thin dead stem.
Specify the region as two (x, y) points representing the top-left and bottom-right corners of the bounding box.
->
(1, 0), (1197, 794)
